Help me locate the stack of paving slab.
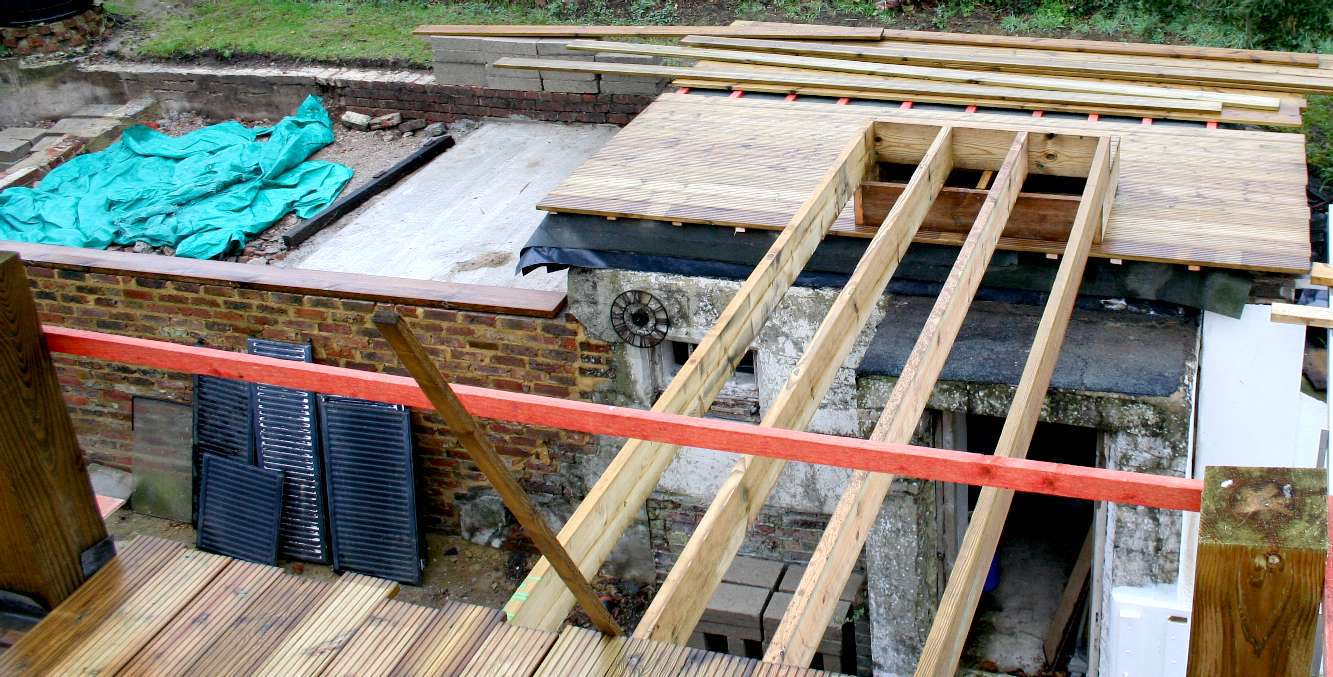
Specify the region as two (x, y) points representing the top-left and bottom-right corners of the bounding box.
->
(687, 556), (866, 673)
(0, 97), (158, 191)
(427, 36), (666, 95)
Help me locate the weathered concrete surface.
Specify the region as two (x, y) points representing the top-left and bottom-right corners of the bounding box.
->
(858, 295), (1198, 398)
(0, 61), (123, 127)
(285, 120), (618, 291)
(567, 267), (891, 513)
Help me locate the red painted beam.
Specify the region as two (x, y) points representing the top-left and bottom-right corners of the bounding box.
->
(43, 326), (1203, 512)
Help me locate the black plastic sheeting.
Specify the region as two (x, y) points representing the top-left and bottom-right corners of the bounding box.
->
(196, 454), (283, 565)
(191, 374), (254, 524)
(318, 395), (423, 584)
(248, 338), (330, 564)
(518, 212), (1252, 317)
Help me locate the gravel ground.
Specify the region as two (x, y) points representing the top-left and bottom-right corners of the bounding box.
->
(108, 110), (476, 264)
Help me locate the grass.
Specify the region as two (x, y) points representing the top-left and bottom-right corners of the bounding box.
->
(105, 0), (1333, 186)
(115, 0), (678, 67)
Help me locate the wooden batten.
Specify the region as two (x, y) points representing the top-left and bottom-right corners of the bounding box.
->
(503, 124), (877, 633)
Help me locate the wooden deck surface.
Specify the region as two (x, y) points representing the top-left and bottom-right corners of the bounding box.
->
(538, 92), (1311, 274)
(0, 537), (841, 676)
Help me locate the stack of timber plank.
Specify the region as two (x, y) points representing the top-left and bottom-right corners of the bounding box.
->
(454, 20), (1333, 126)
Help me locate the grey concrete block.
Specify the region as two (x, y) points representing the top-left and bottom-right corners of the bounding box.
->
(598, 75), (667, 96)
(687, 632), (708, 650)
(426, 36), (496, 52)
(723, 556), (785, 591)
(475, 36), (541, 57)
(542, 76), (599, 94)
(49, 117), (125, 152)
(535, 39), (596, 59)
(595, 52), (664, 65)
(541, 69), (597, 82)
(485, 64), (541, 91)
(0, 127), (59, 144)
(432, 61), (487, 86)
(431, 47), (487, 64)
(761, 591), (847, 652)
(696, 618), (761, 641)
(0, 137), (32, 163)
(701, 582), (768, 630)
(778, 565), (863, 603)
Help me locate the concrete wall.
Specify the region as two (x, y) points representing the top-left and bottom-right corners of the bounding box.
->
(567, 265), (1199, 676)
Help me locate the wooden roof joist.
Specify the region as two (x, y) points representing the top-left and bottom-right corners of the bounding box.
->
(501, 124), (879, 633)
(633, 125), (957, 645)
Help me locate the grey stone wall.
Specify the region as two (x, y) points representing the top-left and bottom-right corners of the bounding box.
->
(566, 265), (1199, 675)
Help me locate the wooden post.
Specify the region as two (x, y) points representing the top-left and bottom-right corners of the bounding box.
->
(0, 251), (109, 611)
(373, 310), (622, 635)
(1186, 466), (1327, 676)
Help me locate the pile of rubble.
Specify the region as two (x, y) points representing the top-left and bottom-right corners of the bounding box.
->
(339, 110), (445, 139)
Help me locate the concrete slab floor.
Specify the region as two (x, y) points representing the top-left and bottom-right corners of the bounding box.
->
(283, 119), (619, 291)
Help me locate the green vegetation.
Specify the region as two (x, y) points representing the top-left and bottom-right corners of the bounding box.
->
(1307, 96), (1333, 191)
(104, 0), (1332, 186)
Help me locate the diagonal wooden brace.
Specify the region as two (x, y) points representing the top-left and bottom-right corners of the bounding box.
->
(373, 310), (622, 636)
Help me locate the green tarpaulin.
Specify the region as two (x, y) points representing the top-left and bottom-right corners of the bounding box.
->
(0, 95), (352, 260)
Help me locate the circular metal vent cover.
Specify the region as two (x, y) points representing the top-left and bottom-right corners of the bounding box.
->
(610, 290), (670, 348)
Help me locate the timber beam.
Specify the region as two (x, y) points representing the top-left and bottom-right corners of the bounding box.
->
(914, 136), (1118, 676)
(633, 126), (956, 644)
(764, 131), (1031, 667)
(502, 124), (877, 631)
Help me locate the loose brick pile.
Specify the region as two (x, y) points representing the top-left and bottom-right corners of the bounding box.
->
(1, 7), (108, 56)
(24, 261), (616, 535)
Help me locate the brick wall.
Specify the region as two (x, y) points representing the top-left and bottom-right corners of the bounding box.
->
(18, 247), (614, 535)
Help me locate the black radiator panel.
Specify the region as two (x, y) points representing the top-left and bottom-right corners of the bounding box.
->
(196, 454), (283, 565)
(248, 338), (329, 564)
(191, 374), (254, 523)
(318, 394), (422, 584)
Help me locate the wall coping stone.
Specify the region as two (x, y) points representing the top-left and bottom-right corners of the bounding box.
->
(3, 240), (566, 317)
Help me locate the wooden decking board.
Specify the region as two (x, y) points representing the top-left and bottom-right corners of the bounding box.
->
(0, 537), (184, 675)
(460, 623), (560, 676)
(324, 599), (439, 677)
(48, 548), (232, 675)
(254, 572), (398, 676)
(120, 560), (283, 675)
(187, 574), (334, 676)
(538, 93), (1309, 273)
(0, 542), (849, 676)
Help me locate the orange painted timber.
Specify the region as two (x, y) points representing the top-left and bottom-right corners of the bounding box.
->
(43, 325), (1202, 512)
